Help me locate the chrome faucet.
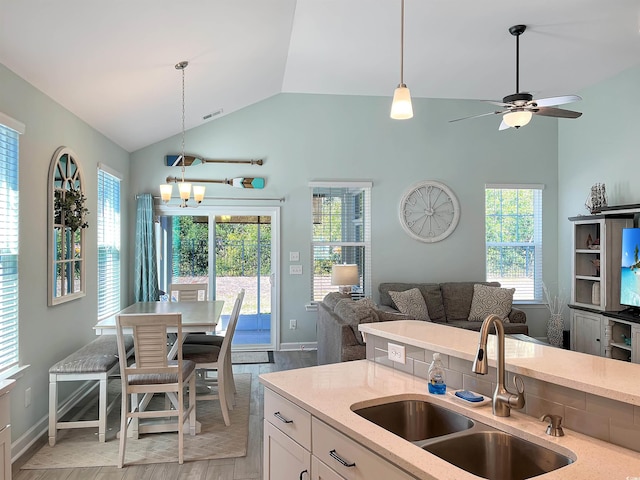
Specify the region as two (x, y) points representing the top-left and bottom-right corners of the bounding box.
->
(472, 314), (525, 417)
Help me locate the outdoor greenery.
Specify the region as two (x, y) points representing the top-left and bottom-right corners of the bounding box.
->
(171, 216), (271, 278)
(485, 188), (535, 279)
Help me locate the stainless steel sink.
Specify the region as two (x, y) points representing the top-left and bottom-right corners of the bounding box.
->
(352, 400), (474, 441)
(423, 431), (573, 480)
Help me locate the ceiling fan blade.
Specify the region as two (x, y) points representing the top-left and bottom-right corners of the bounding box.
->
(498, 120), (511, 130)
(534, 107), (582, 119)
(449, 111), (504, 123)
(533, 95), (582, 108)
(482, 100), (510, 107)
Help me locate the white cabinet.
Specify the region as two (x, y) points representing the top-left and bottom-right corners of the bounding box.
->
(570, 309), (603, 356)
(0, 380), (15, 480)
(570, 216), (632, 311)
(263, 388), (417, 480)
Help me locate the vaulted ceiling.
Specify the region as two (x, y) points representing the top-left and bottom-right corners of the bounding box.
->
(2, 0), (639, 152)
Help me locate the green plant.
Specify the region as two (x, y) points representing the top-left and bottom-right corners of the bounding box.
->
(55, 187), (89, 231)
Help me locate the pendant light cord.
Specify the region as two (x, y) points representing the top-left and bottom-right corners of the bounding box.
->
(399, 0), (405, 86)
(180, 63), (186, 183)
(515, 32), (519, 93)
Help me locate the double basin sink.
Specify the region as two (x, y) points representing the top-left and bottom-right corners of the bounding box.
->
(352, 399), (573, 480)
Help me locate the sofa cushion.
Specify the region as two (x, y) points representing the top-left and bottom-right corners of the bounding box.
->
(323, 292), (351, 310)
(468, 283), (515, 322)
(440, 281), (500, 322)
(379, 283), (445, 322)
(334, 299), (378, 344)
(374, 309), (410, 322)
(388, 288), (430, 321)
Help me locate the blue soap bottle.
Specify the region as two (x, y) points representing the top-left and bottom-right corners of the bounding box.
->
(428, 353), (447, 394)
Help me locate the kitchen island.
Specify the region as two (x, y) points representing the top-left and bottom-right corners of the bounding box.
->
(259, 321), (640, 480)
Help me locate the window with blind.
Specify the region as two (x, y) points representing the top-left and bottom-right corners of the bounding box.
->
(310, 182), (371, 301)
(97, 165), (121, 319)
(0, 113), (23, 374)
(485, 184), (543, 302)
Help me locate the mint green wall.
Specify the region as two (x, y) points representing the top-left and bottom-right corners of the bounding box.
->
(0, 63), (130, 450)
(131, 93), (559, 344)
(558, 65), (640, 315)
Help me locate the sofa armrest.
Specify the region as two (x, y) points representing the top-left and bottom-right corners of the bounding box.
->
(508, 307), (527, 324)
(317, 302), (361, 365)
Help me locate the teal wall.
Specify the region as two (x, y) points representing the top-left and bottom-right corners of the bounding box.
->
(0, 63), (130, 450)
(131, 93), (559, 345)
(559, 65), (640, 314)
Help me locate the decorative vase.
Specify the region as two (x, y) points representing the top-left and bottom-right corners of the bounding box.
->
(547, 313), (564, 348)
(591, 282), (600, 305)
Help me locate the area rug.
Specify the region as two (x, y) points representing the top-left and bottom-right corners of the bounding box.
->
(23, 373), (251, 469)
(232, 350), (274, 364)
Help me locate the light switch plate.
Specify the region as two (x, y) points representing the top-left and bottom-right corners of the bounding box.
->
(289, 251), (300, 262)
(290, 265), (303, 275)
(387, 343), (406, 364)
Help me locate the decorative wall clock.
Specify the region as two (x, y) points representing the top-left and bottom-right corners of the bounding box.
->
(398, 180), (460, 243)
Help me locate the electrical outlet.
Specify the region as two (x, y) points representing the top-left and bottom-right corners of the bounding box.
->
(290, 319), (297, 329)
(387, 343), (406, 364)
(289, 265), (303, 275)
(289, 251), (300, 262)
(25, 387), (31, 408)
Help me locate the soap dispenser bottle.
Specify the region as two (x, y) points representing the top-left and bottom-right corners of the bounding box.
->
(428, 353), (446, 394)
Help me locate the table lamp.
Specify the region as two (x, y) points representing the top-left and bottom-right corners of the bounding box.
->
(331, 264), (359, 295)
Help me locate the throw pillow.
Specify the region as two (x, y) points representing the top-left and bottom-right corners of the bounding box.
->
(388, 288), (430, 321)
(334, 299), (378, 344)
(468, 284), (515, 322)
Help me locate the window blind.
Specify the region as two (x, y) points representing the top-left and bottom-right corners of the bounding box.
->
(309, 182), (371, 301)
(97, 167), (121, 319)
(0, 120), (20, 373)
(485, 185), (543, 301)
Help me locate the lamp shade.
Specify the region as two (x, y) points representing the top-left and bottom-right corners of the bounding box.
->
(193, 185), (206, 203)
(390, 85), (413, 120)
(331, 264), (359, 287)
(160, 184), (173, 203)
(503, 110), (532, 128)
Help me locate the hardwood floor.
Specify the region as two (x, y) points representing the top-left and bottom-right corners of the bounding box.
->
(14, 350), (317, 480)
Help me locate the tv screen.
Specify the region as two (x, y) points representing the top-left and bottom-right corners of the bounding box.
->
(620, 228), (640, 309)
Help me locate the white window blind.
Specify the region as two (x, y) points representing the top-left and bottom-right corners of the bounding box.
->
(485, 184), (543, 302)
(0, 117), (22, 373)
(310, 182), (372, 301)
(97, 166), (121, 319)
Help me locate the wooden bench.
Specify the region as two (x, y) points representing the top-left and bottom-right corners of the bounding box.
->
(48, 335), (133, 446)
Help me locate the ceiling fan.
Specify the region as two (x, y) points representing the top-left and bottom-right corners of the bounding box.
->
(451, 24), (582, 130)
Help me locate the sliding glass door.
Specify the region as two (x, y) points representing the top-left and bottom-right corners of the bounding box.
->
(156, 205), (279, 350)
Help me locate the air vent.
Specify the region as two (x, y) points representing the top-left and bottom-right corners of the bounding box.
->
(203, 109), (223, 120)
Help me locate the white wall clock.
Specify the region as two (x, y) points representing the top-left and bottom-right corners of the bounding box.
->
(398, 180), (460, 243)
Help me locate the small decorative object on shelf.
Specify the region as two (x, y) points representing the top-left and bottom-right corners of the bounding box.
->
(621, 334), (632, 346)
(591, 258), (600, 276)
(591, 282), (600, 305)
(543, 283), (567, 347)
(584, 183), (608, 214)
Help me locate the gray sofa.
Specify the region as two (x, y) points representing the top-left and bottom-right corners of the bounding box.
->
(317, 281), (528, 365)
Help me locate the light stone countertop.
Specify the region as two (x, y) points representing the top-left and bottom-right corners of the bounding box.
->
(259, 323), (640, 480)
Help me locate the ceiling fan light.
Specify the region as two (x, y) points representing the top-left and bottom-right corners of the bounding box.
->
(503, 110), (532, 128)
(390, 84), (413, 119)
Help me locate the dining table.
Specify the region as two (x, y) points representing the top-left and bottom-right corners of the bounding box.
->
(93, 300), (225, 436)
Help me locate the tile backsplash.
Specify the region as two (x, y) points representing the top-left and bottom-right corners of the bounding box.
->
(366, 334), (640, 453)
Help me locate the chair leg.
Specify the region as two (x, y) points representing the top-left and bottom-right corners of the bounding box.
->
(48, 375), (57, 447)
(189, 375), (196, 436)
(178, 389), (184, 465)
(130, 393), (139, 439)
(98, 376), (108, 442)
(226, 361), (236, 407)
(118, 389), (128, 468)
(218, 364), (231, 427)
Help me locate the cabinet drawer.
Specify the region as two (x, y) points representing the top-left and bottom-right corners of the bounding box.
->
(0, 393), (9, 430)
(264, 388), (311, 450)
(312, 456), (345, 480)
(312, 418), (416, 480)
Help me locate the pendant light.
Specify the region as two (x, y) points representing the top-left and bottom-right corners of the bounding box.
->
(390, 0), (413, 120)
(160, 61), (206, 207)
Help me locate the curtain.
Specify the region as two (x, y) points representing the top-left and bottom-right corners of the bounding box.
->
(134, 194), (159, 301)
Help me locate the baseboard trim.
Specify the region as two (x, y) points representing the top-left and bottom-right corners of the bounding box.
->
(279, 342), (317, 352)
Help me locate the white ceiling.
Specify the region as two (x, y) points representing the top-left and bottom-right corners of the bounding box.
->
(2, 0), (640, 152)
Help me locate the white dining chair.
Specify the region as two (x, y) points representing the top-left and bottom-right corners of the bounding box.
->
(115, 312), (196, 467)
(182, 289), (244, 426)
(168, 283), (208, 302)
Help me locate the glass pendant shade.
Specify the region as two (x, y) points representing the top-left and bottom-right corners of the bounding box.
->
(193, 185), (206, 203)
(178, 182), (192, 200)
(160, 184), (173, 203)
(390, 84), (413, 120)
(503, 110), (532, 128)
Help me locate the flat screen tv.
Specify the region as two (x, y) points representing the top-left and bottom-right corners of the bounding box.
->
(620, 227), (640, 311)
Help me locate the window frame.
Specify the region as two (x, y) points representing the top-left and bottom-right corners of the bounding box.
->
(0, 112), (24, 375)
(97, 163), (122, 320)
(485, 183), (544, 303)
(309, 181), (372, 302)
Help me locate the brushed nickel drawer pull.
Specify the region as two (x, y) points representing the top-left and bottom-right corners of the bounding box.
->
(273, 411), (293, 424)
(329, 449), (356, 467)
